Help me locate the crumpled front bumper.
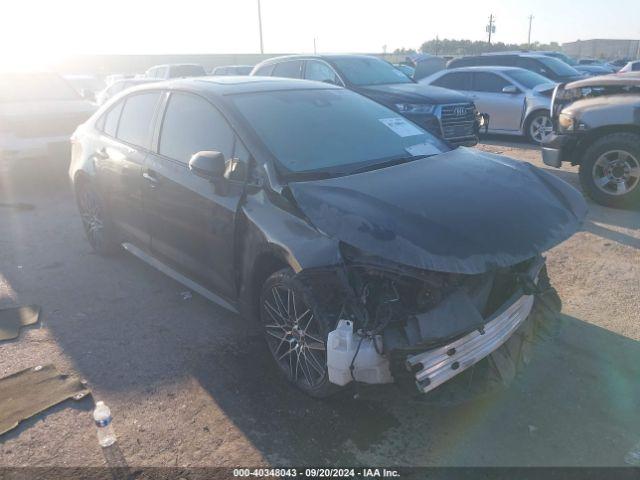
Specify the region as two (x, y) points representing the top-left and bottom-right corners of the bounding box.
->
(541, 133), (576, 168)
(406, 292), (535, 393)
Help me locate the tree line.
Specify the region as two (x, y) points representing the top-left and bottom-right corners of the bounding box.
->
(394, 39), (561, 57)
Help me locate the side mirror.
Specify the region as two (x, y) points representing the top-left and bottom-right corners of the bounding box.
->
(501, 85), (519, 94)
(188, 151), (226, 180)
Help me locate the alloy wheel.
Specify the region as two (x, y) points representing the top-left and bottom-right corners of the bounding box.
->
(261, 284), (327, 388)
(592, 149), (640, 196)
(77, 186), (106, 250)
(529, 114), (553, 143)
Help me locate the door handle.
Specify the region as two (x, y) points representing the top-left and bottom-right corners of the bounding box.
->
(142, 171), (158, 187)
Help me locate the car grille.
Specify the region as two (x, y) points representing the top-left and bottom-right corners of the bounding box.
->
(439, 103), (476, 142)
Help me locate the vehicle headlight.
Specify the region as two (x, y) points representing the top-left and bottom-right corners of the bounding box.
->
(395, 103), (435, 114)
(558, 113), (575, 131)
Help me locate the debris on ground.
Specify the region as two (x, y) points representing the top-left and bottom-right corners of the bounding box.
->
(0, 202), (35, 211)
(180, 291), (192, 300)
(0, 305), (40, 342)
(0, 364), (90, 436)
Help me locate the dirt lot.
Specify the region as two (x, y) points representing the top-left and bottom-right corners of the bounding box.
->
(1, 138), (639, 468)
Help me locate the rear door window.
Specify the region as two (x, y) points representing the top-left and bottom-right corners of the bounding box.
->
(159, 92), (234, 163)
(116, 92), (161, 148)
(431, 72), (472, 90)
(272, 60), (303, 79)
(472, 72), (511, 92)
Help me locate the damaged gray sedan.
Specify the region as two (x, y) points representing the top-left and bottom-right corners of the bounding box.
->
(69, 77), (587, 397)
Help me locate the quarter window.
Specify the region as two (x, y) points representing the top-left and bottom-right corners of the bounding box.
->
(253, 64), (275, 76)
(472, 72), (511, 93)
(159, 92), (234, 163)
(272, 60), (303, 79)
(102, 100), (124, 137)
(116, 92), (161, 147)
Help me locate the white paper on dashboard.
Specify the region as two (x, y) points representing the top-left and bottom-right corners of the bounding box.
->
(378, 117), (423, 137)
(405, 142), (441, 157)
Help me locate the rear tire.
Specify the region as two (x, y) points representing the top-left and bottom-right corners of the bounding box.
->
(578, 132), (640, 208)
(259, 268), (340, 398)
(75, 180), (120, 255)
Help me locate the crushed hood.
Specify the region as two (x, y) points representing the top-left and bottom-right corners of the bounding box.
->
(288, 148), (587, 274)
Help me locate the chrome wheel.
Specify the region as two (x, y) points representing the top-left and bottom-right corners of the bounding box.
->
(592, 150), (640, 196)
(261, 284), (327, 389)
(77, 185), (106, 251)
(528, 114), (553, 144)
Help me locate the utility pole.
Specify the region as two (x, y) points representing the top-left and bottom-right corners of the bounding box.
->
(257, 0), (264, 54)
(313, 37), (317, 55)
(486, 14), (495, 45)
(527, 14), (534, 47)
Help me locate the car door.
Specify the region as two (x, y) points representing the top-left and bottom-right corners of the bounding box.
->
(143, 91), (247, 299)
(469, 72), (524, 132)
(93, 91), (162, 246)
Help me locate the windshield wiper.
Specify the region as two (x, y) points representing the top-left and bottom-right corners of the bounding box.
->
(346, 154), (433, 175)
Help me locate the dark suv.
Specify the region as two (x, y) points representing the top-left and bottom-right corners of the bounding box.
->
(447, 53), (585, 83)
(542, 73), (640, 207)
(251, 54), (482, 147)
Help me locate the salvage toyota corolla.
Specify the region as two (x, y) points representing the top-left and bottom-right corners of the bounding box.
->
(69, 77), (587, 397)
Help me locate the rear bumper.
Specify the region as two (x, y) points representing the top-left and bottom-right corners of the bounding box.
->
(541, 133), (575, 168)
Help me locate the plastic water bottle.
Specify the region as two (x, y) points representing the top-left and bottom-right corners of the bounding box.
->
(93, 401), (116, 447)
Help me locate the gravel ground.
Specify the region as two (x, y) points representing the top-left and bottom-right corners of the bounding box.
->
(0, 138), (639, 468)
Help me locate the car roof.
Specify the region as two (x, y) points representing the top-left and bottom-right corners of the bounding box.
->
(126, 76), (341, 97)
(442, 66), (521, 73)
(257, 53), (380, 66)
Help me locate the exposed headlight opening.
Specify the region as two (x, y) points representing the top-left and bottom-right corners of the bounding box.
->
(558, 113), (575, 131)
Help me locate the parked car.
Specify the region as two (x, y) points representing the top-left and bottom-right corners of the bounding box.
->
(392, 63), (415, 78)
(535, 51), (614, 75)
(211, 65), (253, 76)
(0, 72), (96, 171)
(422, 66), (556, 143)
(64, 74), (105, 102)
(542, 73), (640, 207)
(618, 60), (640, 73)
(607, 59), (631, 72)
(145, 64), (207, 79)
(105, 74), (135, 86)
(251, 54), (483, 147)
(96, 78), (158, 105)
(447, 53), (585, 83)
(70, 77), (586, 397)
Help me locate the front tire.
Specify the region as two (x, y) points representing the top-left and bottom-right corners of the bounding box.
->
(579, 133), (640, 208)
(75, 180), (120, 255)
(525, 110), (553, 144)
(259, 268), (339, 398)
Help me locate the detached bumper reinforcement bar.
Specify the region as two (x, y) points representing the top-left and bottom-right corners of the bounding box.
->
(406, 293), (535, 393)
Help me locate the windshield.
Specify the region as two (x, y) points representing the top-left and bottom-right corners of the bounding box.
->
(169, 65), (206, 78)
(231, 88), (447, 177)
(505, 69), (553, 89)
(330, 57), (413, 86)
(538, 57), (581, 77)
(0, 73), (81, 102)
(546, 52), (577, 66)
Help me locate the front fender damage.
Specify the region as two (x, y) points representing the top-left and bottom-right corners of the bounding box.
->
(291, 251), (560, 394)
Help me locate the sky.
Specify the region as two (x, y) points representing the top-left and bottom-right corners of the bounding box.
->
(0, 0), (638, 68)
